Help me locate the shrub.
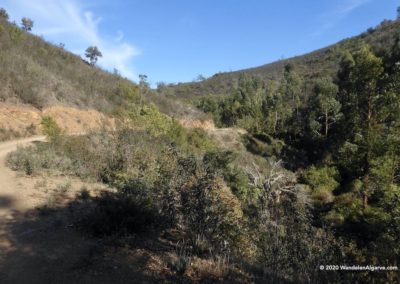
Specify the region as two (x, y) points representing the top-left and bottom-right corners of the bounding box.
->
(0, 128), (22, 142)
(7, 146), (38, 175)
(8, 24), (23, 42)
(117, 82), (139, 100)
(78, 191), (160, 236)
(41, 116), (62, 140)
(244, 134), (284, 157)
(56, 181), (71, 194)
(7, 144), (75, 176)
(169, 255), (189, 275)
(0, 8), (9, 20)
(78, 186), (91, 200)
(300, 165), (340, 207)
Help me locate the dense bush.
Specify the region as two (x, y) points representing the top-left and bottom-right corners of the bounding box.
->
(7, 144), (74, 175)
(78, 191), (161, 236)
(300, 165), (340, 207)
(41, 116), (62, 140)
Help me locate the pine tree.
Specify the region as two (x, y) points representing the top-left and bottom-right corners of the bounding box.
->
(85, 46), (102, 66)
(21, 17), (33, 31)
(337, 45), (385, 208)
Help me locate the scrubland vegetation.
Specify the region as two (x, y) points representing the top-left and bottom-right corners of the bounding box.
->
(2, 7), (400, 283)
(0, 124), (36, 141)
(189, 24), (400, 283)
(8, 120), (342, 282)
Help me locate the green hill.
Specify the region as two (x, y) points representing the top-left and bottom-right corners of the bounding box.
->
(166, 19), (400, 98)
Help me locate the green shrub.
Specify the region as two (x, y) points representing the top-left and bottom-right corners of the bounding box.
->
(41, 116), (62, 140)
(244, 134), (284, 157)
(300, 165), (340, 207)
(185, 128), (216, 152)
(117, 82), (139, 100)
(9, 24), (23, 42)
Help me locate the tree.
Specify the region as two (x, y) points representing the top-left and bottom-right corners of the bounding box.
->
(196, 74), (206, 81)
(337, 45), (385, 209)
(0, 8), (9, 20)
(282, 63), (303, 117)
(246, 160), (338, 282)
(21, 17), (33, 31)
(85, 46), (102, 66)
(113, 68), (120, 77)
(262, 82), (288, 135)
(139, 74), (148, 85)
(138, 74), (149, 109)
(397, 6), (400, 19)
(308, 77), (342, 138)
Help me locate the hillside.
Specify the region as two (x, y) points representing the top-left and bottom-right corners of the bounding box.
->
(159, 13), (400, 284)
(0, 17), (208, 121)
(0, 19), (132, 113)
(0, 16), (210, 141)
(166, 19), (400, 98)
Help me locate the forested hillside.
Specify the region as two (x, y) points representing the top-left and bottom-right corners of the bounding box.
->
(187, 19), (400, 283)
(166, 19), (400, 99)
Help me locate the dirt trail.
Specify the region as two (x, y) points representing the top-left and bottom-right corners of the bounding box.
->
(0, 136), (121, 284)
(0, 136), (46, 218)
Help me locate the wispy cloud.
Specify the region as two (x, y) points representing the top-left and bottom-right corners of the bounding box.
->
(311, 0), (371, 36)
(1, 0), (140, 80)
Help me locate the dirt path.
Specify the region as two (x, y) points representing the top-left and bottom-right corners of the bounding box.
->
(0, 136), (46, 218)
(0, 136), (157, 284)
(0, 136), (118, 283)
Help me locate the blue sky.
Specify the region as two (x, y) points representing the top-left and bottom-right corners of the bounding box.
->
(1, 0), (398, 84)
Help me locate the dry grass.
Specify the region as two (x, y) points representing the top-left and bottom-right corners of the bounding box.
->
(188, 256), (230, 280)
(0, 18), (136, 113)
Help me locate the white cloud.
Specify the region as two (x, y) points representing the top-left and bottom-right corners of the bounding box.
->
(311, 0), (371, 36)
(1, 0), (140, 80)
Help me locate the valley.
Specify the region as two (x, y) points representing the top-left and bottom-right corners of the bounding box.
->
(0, 4), (399, 283)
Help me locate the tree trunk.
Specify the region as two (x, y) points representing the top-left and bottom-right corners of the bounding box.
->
(325, 108), (329, 138)
(363, 96), (373, 210)
(273, 111), (278, 134)
(363, 174), (369, 209)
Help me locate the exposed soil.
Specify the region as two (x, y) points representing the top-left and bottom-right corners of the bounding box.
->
(0, 137), (137, 284)
(0, 103), (116, 137)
